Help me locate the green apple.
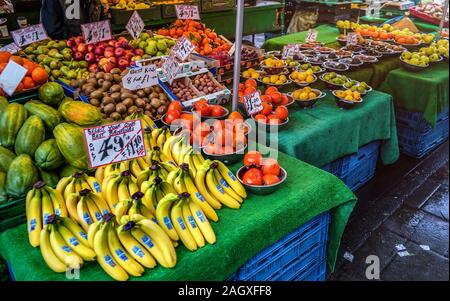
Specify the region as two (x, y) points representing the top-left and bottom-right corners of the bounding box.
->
(402, 51), (412, 60)
(410, 58), (420, 65)
(429, 54), (439, 62)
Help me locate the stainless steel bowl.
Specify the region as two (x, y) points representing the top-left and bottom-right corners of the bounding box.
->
(236, 166), (287, 195)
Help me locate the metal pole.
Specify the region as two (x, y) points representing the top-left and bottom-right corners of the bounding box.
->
(437, 0), (449, 40)
(231, 0), (245, 112)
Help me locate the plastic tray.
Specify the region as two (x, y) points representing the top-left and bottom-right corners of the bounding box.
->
(397, 117), (449, 158)
(395, 106), (449, 133)
(229, 211), (330, 281)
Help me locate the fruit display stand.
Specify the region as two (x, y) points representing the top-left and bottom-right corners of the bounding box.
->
(359, 16), (441, 33)
(0, 151), (357, 280)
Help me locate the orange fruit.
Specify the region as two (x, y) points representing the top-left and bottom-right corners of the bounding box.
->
(21, 76), (35, 89)
(244, 78), (257, 89)
(22, 60), (37, 76)
(244, 86), (256, 95)
(9, 55), (23, 65)
(0, 51), (12, 64)
(31, 67), (48, 85)
(261, 95), (272, 103)
(265, 86), (279, 95)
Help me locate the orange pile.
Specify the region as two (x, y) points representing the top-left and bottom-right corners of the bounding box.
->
(356, 28), (393, 40)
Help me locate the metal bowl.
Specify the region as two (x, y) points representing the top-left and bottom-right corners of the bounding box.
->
(429, 55), (444, 65)
(319, 74), (349, 91)
(332, 90), (364, 109)
(265, 51), (282, 59)
(341, 82), (373, 95)
(274, 94), (295, 107)
(289, 89), (326, 109)
(399, 57), (428, 72)
(251, 115), (289, 132)
(236, 166), (287, 195)
(289, 73), (318, 87)
(260, 61), (288, 75)
(160, 111), (193, 131)
(338, 58), (364, 69)
(353, 55), (379, 65)
(202, 144), (247, 165)
(397, 42), (422, 51)
(322, 61), (350, 72)
(191, 106), (229, 121)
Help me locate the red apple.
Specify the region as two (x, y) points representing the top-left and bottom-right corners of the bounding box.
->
(94, 46), (105, 56)
(104, 46), (114, 58)
(134, 49), (144, 56)
(117, 57), (129, 70)
(88, 63), (99, 73)
(95, 55), (104, 63)
(77, 43), (87, 53)
(108, 57), (117, 65)
(75, 36), (85, 45)
(108, 40), (117, 47)
(87, 44), (95, 53)
(98, 41), (108, 48)
(71, 45), (78, 53)
(102, 62), (115, 73)
(117, 36), (128, 43)
(85, 52), (95, 63)
(98, 57), (109, 68)
(66, 38), (76, 47)
(114, 47), (125, 58)
(73, 51), (84, 61)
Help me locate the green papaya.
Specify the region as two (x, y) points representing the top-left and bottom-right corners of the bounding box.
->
(6, 154), (39, 198)
(38, 82), (65, 107)
(39, 169), (59, 188)
(35, 139), (64, 171)
(0, 96), (8, 116)
(59, 100), (102, 126)
(0, 146), (15, 173)
(0, 103), (28, 148)
(53, 123), (89, 170)
(15, 116), (46, 157)
(58, 164), (83, 178)
(24, 100), (62, 132)
(0, 171), (8, 204)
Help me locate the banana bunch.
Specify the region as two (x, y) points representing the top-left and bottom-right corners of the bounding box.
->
(156, 192), (216, 251)
(26, 181), (68, 247)
(129, 157), (151, 179)
(96, 159), (141, 186)
(103, 170), (139, 214)
(89, 213), (176, 281)
(57, 172), (102, 202)
(141, 176), (176, 215)
(195, 160), (247, 210)
(136, 160), (175, 189)
(145, 126), (172, 151)
(167, 163), (219, 222)
(40, 215), (95, 273)
(162, 135), (193, 166)
(126, 109), (157, 132)
(115, 191), (157, 223)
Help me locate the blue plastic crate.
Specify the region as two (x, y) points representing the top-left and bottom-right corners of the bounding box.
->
(397, 117), (449, 158)
(395, 106), (449, 133)
(301, 246), (327, 281)
(229, 211), (330, 281)
(55, 80), (90, 103)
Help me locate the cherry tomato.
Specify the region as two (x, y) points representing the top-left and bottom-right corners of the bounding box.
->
(244, 151), (263, 167)
(261, 101), (273, 116)
(263, 174), (281, 185)
(168, 101), (183, 113)
(242, 168), (263, 186)
(261, 158), (281, 176)
(210, 105), (226, 117)
(275, 106), (289, 121)
(165, 109), (181, 125)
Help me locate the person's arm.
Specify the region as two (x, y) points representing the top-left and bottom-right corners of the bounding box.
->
(40, 0), (66, 39)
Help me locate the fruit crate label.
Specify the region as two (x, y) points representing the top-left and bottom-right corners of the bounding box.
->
(175, 5), (201, 20)
(0, 60), (27, 96)
(122, 64), (158, 91)
(81, 20), (112, 45)
(126, 11), (145, 40)
(11, 24), (48, 47)
(347, 33), (358, 46)
(0, 42), (21, 54)
(83, 119), (146, 168)
(306, 29), (318, 43)
(282, 44), (299, 59)
(172, 36), (195, 62)
(161, 53), (181, 85)
(244, 91), (263, 115)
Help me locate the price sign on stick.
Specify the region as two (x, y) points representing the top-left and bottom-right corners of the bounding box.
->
(175, 5), (201, 20)
(122, 64), (158, 90)
(0, 42), (21, 54)
(0, 60), (27, 96)
(162, 54), (181, 84)
(244, 91), (263, 115)
(346, 33), (358, 46)
(306, 29), (318, 43)
(11, 24), (48, 47)
(282, 44), (299, 59)
(126, 11), (145, 40)
(83, 120), (146, 168)
(81, 20), (112, 44)
(171, 36), (195, 61)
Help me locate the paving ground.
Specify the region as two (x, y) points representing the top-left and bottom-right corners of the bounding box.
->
(329, 141), (449, 281)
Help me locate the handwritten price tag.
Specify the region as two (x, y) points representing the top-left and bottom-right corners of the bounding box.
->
(83, 119), (146, 168)
(122, 64), (158, 90)
(282, 44), (299, 59)
(244, 91), (263, 115)
(162, 54), (181, 84)
(346, 33), (358, 46)
(126, 11), (145, 40)
(0, 60), (27, 96)
(11, 24), (48, 47)
(306, 29), (318, 43)
(171, 36), (195, 61)
(81, 20), (112, 44)
(0, 43), (21, 54)
(175, 5), (201, 20)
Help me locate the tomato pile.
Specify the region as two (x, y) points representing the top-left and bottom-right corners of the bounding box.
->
(242, 151), (283, 186)
(253, 104), (289, 125)
(192, 99), (227, 118)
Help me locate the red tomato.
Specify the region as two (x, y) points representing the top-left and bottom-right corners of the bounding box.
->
(275, 106), (289, 121)
(228, 111), (244, 121)
(267, 114), (280, 124)
(263, 174), (281, 185)
(205, 143), (218, 154)
(261, 158), (281, 176)
(215, 129), (234, 148)
(270, 92), (282, 105)
(254, 114), (267, 123)
(168, 101), (183, 113)
(210, 105), (226, 117)
(244, 151), (263, 167)
(193, 122), (211, 145)
(180, 113), (194, 130)
(234, 132), (247, 150)
(194, 103), (211, 117)
(261, 102), (273, 116)
(280, 94), (290, 105)
(212, 119), (225, 132)
(242, 168), (263, 186)
(261, 94), (272, 103)
(165, 110), (181, 125)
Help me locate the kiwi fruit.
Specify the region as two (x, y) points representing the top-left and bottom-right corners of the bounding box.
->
(122, 98), (134, 108)
(90, 90), (104, 100)
(102, 81), (113, 91)
(104, 73), (113, 82)
(84, 85), (96, 96)
(135, 98), (146, 108)
(87, 78), (98, 86)
(95, 72), (105, 79)
(103, 103), (115, 114)
(102, 96), (115, 105)
(110, 68), (121, 75)
(128, 106), (138, 114)
(116, 103), (127, 114)
(90, 99), (101, 107)
(110, 84), (121, 93)
(110, 112), (121, 120)
(136, 90), (146, 98)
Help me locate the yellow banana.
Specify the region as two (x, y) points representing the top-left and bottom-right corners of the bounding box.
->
(171, 199), (197, 251)
(49, 224), (83, 269)
(166, 170), (178, 186)
(205, 166), (240, 209)
(27, 189), (42, 247)
(95, 166), (105, 184)
(85, 196), (103, 223)
(162, 135), (180, 165)
(156, 131), (166, 149)
(56, 223), (96, 261)
(142, 186), (157, 215)
(128, 178), (139, 196)
(172, 171), (187, 194)
(63, 177), (77, 202)
(105, 174), (121, 211)
(40, 225), (67, 273)
(45, 186), (68, 217)
(194, 166), (222, 210)
(115, 199), (132, 221)
(59, 216), (89, 247)
(119, 160), (130, 173)
(87, 220), (103, 249)
(65, 192), (80, 224)
(215, 160), (247, 198)
(155, 193), (179, 241)
(212, 168), (243, 203)
(182, 200), (205, 248)
(131, 227), (167, 266)
(77, 197), (93, 231)
(25, 187), (36, 220)
(41, 188), (55, 226)
(183, 171), (218, 222)
(130, 159), (143, 179)
(89, 192), (111, 216)
(188, 200), (216, 244)
(117, 224), (157, 269)
(56, 177), (71, 198)
(82, 173), (102, 195)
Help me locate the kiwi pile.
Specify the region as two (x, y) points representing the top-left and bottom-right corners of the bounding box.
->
(71, 68), (169, 122)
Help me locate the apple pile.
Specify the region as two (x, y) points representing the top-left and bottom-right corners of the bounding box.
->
(66, 36), (144, 73)
(242, 151), (283, 186)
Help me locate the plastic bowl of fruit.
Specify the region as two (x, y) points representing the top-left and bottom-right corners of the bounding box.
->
(203, 143), (247, 165)
(236, 165), (287, 195)
(289, 71), (317, 87)
(320, 73), (349, 90)
(332, 90), (364, 109)
(399, 57), (429, 72)
(260, 60), (287, 75)
(341, 80), (372, 95)
(289, 87), (326, 109)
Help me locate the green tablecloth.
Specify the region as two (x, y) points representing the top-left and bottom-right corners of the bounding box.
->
(268, 90), (399, 167)
(0, 152), (356, 281)
(262, 25), (340, 51)
(379, 63), (450, 127)
(360, 16), (440, 33)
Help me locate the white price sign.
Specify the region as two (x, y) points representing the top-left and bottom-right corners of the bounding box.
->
(0, 60), (27, 96)
(122, 64), (158, 90)
(0, 43), (21, 54)
(306, 29), (318, 43)
(162, 54), (181, 84)
(244, 91), (263, 115)
(81, 20), (112, 44)
(11, 24), (48, 47)
(346, 33), (358, 46)
(171, 36), (195, 61)
(175, 5), (201, 20)
(282, 44), (299, 59)
(126, 11), (145, 40)
(83, 119), (146, 168)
